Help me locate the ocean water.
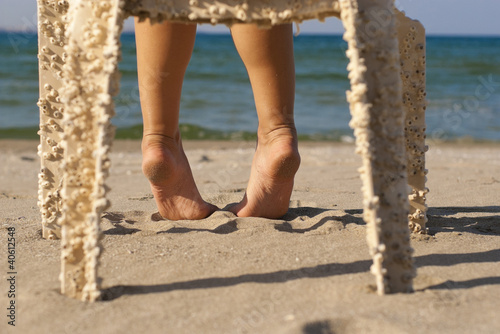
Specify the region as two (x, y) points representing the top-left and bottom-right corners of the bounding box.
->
(1, 31), (499, 141)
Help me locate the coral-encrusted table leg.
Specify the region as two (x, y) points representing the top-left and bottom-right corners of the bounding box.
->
(340, 0), (415, 294)
(396, 10), (429, 234)
(59, 0), (125, 301)
(37, 0), (69, 240)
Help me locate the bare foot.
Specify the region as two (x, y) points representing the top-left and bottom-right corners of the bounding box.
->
(229, 127), (300, 218)
(142, 133), (218, 220)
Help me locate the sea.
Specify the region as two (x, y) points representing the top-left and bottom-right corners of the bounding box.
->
(1, 31), (499, 141)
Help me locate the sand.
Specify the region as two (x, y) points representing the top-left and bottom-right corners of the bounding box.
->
(1, 139), (499, 333)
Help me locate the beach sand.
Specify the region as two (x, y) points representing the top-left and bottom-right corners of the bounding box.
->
(1, 139), (499, 334)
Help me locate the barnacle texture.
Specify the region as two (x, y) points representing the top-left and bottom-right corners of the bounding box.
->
(397, 10), (428, 234)
(124, 0), (341, 27)
(59, 0), (125, 302)
(340, 0), (415, 295)
(37, 0), (69, 240)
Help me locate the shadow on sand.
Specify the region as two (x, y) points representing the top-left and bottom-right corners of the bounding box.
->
(427, 206), (500, 235)
(98, 205), (499, 301)
(101, 248), (500, 301)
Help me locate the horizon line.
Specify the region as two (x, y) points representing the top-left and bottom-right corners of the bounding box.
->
(1, 29), (499, 38)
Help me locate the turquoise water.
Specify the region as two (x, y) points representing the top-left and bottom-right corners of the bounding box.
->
(1, 32), (499, 141)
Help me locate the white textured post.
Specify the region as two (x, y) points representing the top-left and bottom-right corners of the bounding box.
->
(396, 10), (429, 234)
(340, 0), (415, 294)
(37, 0), (69, 240)
(59, 0), (125, 301)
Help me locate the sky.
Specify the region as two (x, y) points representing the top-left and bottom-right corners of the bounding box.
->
(1, 0), (499, 36)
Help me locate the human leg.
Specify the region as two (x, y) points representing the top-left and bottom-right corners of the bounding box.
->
(228, 23), (300, 218)
(135, 19), (217, 220)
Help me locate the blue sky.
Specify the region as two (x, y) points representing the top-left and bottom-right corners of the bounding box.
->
(1, 0), (499, 36)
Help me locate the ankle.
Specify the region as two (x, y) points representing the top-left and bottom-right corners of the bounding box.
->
(141, 132), (182, 184)
(257, 125), (300, 180)
(257, 124), (298, 146)
(142, 131), (181, 151)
